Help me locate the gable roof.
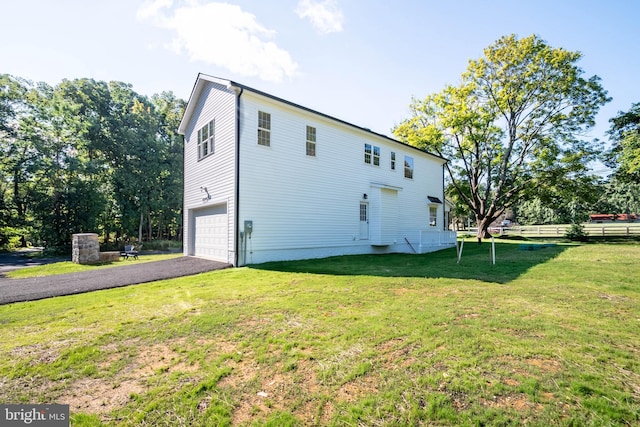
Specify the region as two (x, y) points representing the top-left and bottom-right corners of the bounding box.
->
(178, 73), (447, 163)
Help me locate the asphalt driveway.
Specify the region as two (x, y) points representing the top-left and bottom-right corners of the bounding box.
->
(0, 256), (231, 305)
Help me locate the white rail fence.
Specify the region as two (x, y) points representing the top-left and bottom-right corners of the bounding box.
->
(468, 224), (640, 238)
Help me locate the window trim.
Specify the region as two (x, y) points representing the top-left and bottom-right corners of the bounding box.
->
(197, 119), (215, 160)
(404, 155), (414, 179)
(364, 143), (380, 166)
(429, 205), (438, 227)
(258, 110), (271, 146)
(306, 125), (316, 157)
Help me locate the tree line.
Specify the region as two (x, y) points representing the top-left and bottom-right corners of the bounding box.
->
(0, 75), (185, 252)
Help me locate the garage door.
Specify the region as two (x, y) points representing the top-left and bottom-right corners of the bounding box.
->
(193, 204), (228, 261)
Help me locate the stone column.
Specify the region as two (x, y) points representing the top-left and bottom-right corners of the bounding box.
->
(72, 233), (100, 264)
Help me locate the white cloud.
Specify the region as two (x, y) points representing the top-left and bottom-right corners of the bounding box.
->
(295, 0), (344, 35)
(137, 1), (298, 82)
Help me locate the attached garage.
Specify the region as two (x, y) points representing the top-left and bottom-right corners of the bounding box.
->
(191, 204), (229, 262)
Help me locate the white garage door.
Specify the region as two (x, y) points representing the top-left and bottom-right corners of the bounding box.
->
(193, 204), (228, 261)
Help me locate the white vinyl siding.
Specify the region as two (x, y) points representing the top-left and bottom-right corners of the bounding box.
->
(236, 90), (451, 263)
(183, 80), (237, 263)
(181, 75), (455, 265)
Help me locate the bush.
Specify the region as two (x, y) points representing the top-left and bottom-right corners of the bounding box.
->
(565, 223), (589, 242)
(0, 227), (26, 250)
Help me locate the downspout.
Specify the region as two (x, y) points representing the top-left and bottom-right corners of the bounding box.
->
(233, 86), (244, 267)
(442, 162), (446, 231)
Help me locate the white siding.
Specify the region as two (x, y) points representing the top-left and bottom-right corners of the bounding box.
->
(183, 81), (237, 263)
(236, 90), (454, 264)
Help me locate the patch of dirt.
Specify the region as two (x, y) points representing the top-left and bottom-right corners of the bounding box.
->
(375, 338), (418, 369)
(58, 339), (198, 417)
(60, 378), (144, 414)
(481, 393), (543, 412)
(525, 357), (562, 373)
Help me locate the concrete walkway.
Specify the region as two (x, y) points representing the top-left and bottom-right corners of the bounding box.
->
(0, 256), (231, 305)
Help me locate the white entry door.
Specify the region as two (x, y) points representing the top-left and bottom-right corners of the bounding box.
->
(359, 202), (369, 240)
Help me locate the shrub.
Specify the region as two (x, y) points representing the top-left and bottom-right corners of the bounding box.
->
(565, 223), (589, 242)
(0, 227), (26, 250)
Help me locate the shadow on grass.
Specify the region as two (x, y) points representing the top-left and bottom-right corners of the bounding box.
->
(251, 242), (569, 284)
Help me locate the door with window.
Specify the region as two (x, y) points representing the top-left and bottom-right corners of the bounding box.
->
(359, 202), (369, 239)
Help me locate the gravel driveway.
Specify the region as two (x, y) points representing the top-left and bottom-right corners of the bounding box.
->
(0, 256), (231, 305)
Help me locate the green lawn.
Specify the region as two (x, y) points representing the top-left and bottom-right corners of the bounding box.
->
(0, 242), (638, 426)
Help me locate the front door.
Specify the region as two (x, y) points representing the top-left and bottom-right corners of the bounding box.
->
(359, 202), (369, 240)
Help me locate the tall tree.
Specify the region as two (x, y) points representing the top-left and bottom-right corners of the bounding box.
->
(395, 34), (609, 239)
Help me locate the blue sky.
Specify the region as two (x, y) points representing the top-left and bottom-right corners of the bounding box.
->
(2, 0), (638, 173)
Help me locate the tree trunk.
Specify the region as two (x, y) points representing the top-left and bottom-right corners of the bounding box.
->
(476, 216), (493, 243)
(138, 211), (143, 244)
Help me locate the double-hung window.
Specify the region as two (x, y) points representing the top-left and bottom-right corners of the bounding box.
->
(197, 119), (214, 160)
(306, 126), (316, 156)
(258, 111), (271, 146)
(404, 155), (414, 179)
(391, 151), (396, 170)
(364, 143), (380, 166)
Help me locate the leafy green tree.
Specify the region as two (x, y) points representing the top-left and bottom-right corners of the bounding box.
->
(595, 176), (640, 217)
(395, 34), (609, 239)
(605, 103), (640, 181)
(0, 74), (185, 252)
(151, 91), (185, 241)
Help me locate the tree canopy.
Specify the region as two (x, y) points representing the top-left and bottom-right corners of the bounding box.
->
(394, 34), (610, 238)
(0, 75), (185, 251)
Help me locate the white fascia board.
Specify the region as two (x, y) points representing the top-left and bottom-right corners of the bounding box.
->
(178, 73), (234, 135)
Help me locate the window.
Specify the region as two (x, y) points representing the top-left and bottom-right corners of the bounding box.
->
(364, 143), (380, 165)
(430, 206), (438, 227)
(404, 155), (414, 179)
(306, 125), (316, 156)
(197, 119), (214, 160)
(391, 151), (396, 170)
(258, 111), (271, 146)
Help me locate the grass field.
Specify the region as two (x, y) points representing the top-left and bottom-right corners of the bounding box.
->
(0, 241), (638, 426)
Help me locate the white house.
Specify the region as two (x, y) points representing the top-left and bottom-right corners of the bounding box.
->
(178, 74), (456, 266)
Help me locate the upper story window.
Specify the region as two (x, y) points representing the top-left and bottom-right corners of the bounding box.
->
(364, 143), (380, 166)
(306, 125), (316, 156)
(258, 111), (271, 146)
(391, 151), (396, 170)
(197, 119), (214, 160)
(404, 155), (414, 179)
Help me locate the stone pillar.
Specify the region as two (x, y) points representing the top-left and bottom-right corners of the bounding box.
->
(72, 233), (100, 264)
